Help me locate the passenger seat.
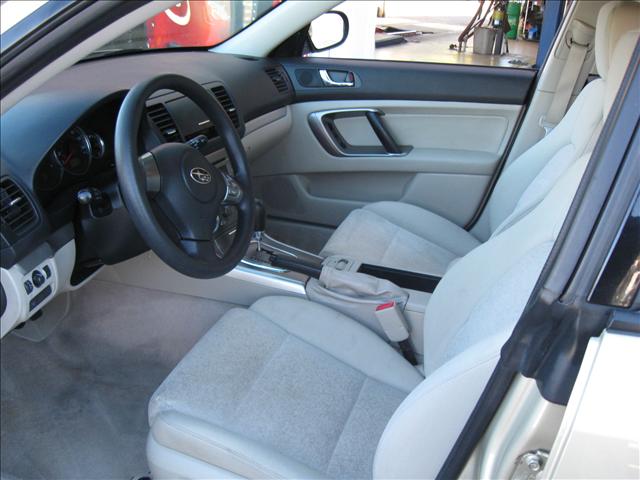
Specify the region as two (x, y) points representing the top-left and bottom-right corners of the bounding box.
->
(321, 1), (640, 276)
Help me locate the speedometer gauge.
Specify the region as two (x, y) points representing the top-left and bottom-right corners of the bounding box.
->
(53, 126), (93, 175)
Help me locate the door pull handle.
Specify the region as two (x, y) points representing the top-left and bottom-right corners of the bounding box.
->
(319, 69), (355, 87)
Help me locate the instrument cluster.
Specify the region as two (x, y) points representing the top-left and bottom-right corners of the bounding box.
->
(35, 126), (108, 192)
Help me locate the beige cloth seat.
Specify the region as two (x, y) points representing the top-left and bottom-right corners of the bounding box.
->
(146, 4), (639, 479)
(148, 297), (423, 479)
(146, 154), (586, 479)
(320, 1), (640, 276)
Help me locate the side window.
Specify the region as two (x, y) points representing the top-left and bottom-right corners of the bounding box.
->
(310, 0), (543, 69)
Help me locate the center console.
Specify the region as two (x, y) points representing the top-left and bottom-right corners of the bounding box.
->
(234, 201), (442, 362)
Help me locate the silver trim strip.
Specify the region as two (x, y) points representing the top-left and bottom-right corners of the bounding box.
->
(228, 264), (306, 296)
(138, 152), (161, 195)
(240, 258), (288, 273)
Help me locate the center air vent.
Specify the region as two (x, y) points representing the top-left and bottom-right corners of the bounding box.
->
(1, 178), (37, 236)
(210, 86), (240, 128)
(265, 67), (290, 93)
(146, 103), (181, 142)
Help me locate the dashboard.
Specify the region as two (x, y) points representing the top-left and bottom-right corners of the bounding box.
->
(0, 49), (294, 336)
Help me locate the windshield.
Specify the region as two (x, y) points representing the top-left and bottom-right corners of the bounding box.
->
(1, 1), (73, 54)
(88, 0), (282, 59)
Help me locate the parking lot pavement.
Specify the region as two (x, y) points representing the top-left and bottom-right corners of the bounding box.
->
(375, 16), (538, 68)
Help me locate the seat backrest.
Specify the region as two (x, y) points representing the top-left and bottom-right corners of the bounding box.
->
(471, 1), (640, 242)
(374, 3), (639, 477)
(374, 154), (587, 479)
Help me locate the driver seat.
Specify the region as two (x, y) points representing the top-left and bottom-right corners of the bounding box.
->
(146, 9), (638, 479)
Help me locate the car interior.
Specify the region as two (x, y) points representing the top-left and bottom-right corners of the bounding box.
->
(0, 1), (639, 479)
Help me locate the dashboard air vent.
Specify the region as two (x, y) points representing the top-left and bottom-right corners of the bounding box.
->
(146, 103), (181, 142)
(0, 178), (36, 236)
(210, 86), (240, 128)
(265, 67), (290, 93)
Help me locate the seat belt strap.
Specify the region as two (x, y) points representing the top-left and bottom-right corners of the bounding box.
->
(540, 21), (595, 135)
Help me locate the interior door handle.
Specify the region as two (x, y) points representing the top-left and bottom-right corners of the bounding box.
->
(308, 108), (412, 157)
(364, 110), (402, 154)
(319, 69), (355, 87)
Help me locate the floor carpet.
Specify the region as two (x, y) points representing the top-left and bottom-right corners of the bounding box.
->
(1, 280), (235, 480)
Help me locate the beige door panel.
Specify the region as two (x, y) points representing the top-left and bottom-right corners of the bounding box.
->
(401, 173), (490, 224)
(252, 100), (520, 175)
(333, 110), (512, 154)
(254, 171), (489, 227)
(251, 99), (520, 237)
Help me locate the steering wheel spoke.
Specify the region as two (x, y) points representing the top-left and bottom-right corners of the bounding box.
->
(180, 239), (221, 262)
(149, 198), (182, 242)
(138, 152), (161, 196)
(221, 172), (244, 205)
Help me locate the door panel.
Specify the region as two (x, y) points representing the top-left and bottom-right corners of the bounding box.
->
(253, 60), (535, 252)
(256, 168), (492, 227)
(333, 108), (511, 154)
(252, 102), (518, 228)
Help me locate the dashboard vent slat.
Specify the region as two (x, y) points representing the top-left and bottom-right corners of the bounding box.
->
(265, 67), (290, 94)
(146, 103), (181, 142)
(0, 178), (37, 236)
(210, 86), (240, 128)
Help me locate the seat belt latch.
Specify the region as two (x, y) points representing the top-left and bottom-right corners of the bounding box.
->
(375, 301), (409, 341)
(375, 301), (418, 365)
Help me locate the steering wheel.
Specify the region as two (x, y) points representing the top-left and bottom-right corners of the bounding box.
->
(114, 74), (254, 279)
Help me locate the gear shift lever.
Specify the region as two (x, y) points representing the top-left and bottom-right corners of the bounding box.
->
(242, 198), (323, 272)
(254, 199), (266, 250)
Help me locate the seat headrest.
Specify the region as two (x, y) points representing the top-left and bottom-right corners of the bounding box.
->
(595, 1), (640, 80)
(604, 29), (640, 113)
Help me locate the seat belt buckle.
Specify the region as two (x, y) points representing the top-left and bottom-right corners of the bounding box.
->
(375, 301), (418, 365)
(375, 301), (409, 342)
(539, 115), (556, 136)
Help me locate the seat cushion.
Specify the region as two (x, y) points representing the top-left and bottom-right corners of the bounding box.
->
(320, 201), (481, 275)
(148, 296), (423, 479)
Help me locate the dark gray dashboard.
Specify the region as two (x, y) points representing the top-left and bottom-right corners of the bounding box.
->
(2, 50), (292, 183)
(0, 50), (293, 268)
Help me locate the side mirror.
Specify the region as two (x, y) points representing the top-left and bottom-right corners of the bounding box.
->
(308, 11), (349, 52)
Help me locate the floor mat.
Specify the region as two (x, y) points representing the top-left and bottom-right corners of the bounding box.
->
(1, 280), (235, 480)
